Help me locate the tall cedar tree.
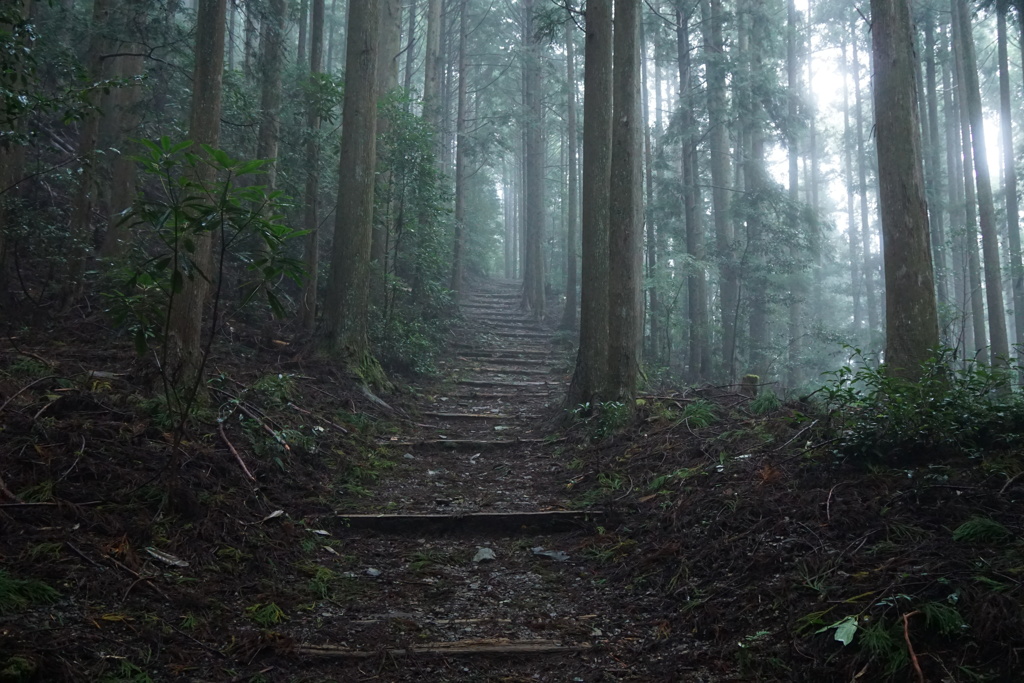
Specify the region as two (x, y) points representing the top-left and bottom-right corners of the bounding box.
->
(870, 0), (940, 378)
(320, 0), (380, 362)
(607, 0), (643, 400)
(567, 0), (612, 406)
(166, 0), (227, 392)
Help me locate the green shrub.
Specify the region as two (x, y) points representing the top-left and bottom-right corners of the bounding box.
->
(820, 349), (1024, 462)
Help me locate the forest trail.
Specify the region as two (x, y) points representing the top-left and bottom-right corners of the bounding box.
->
(316, 279), (681, 681)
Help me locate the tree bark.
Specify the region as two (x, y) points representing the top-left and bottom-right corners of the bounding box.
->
(676, 4), (708, 382)
(65, 0), (114, 307)
(951, 2), (989, 361)
(841, 33), (862, 336)
(852, 20), (879, 348)
(955, 0), (1009, 363)
(451, 0), (468, 297)
(320, 0), (380, 361)
(256, 0), (285, 192)
(422, 0), (442, 130)
(0, 0), (33, 307)
(300, 0), (325, 334)
(607, 0), (643, 400)
(567, 0), (612, 407)
(521, 0), (545, 318)
(702, 0), (736, 381)
(996, 0), (1023, 352)
(560, 17), (579, 332)
(167, 0), (227, 390)
(870, 0), (939, 379)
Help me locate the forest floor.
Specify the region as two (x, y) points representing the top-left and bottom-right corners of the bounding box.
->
(2, 278), (1024, 682)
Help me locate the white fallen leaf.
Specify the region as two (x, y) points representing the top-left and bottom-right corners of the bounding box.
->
(261, 510), (285, 522)
(145, 547), (189, 568)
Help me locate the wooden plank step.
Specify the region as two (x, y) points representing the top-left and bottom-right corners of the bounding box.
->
(421, 411), (514, 419)
(380, 437), (556, 448)
(336, 509), (601, 533)
(465, 365), (553, 375)
(456, 379), (556, 387)
(294, 639), (590, 658)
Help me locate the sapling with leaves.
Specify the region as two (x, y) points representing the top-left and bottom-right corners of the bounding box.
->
(106, 136), (306, 444)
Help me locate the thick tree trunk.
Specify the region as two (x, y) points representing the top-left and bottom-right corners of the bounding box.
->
(256, 0), (285, 192)
(567, 0), (612, 407)
(321, 0), (380, 361)
(956, 0), (1009, 363)
(422, 0), (442, 129)
(870, 0), (939, 379)
(560, 18), (579, 332)
(167, 0), (227, 391)
(371, 0), (402, 271)
(300, 0), (325, 333)
(607, 0), (643, 400)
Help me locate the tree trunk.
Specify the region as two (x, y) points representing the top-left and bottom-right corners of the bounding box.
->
(65, 0), (114, 307)
(951, 2), (989, 361)
(300, 0), (325, 334)
(956, 0), (1009, 363)
(607, 0), (643, 400)
(852, 21), (879, 349)
(256, 0), (285, 192)
(922, 12), (949, 319)
(521, 0), (545, 319)
(320, 0), (380, 362)
(676, 5), (708, 382)
(560, 18), (579, 332)
(99, 2), (146, 257)
(841, 32), (862, 336)
(942, 19), (974, 356)
(0, 0), (33, 307)
(786, 0), (802, 386)
(870, 0), (939, 379)
(702, 0), (736, 381)
(566, 0), (612, 407)
(451, 0), (468, 297)
(997, 0), (1023, 352)
(402, 0), (416, 101)
(166, 0), (227, 391)
(422, 0), (442, 130)
(371, 0), (402, 271)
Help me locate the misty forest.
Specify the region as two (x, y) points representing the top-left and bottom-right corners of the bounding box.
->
(4, 0), (1024, 680)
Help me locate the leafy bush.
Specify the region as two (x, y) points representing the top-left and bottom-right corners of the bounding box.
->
(820, 349), (1024, 462)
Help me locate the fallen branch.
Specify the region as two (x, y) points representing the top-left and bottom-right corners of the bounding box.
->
(294, 638), (590, 658)
(288, 403), (348, 434)
(0, 470), (23, 503)
(902, 610), (924, 683)
(0, 375), (59, 414)
(218, 422), (257, 483)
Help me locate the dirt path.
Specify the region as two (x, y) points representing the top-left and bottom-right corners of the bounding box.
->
(305, 279), (697, 681)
